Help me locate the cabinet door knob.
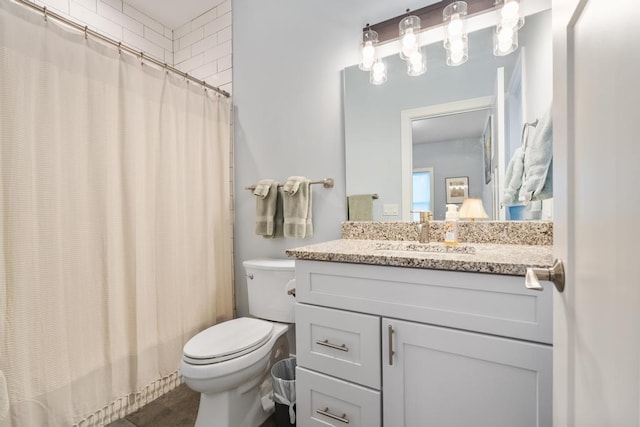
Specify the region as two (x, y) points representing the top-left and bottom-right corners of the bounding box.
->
(316, 407), (350, 424)
(525, 259), (565, 293)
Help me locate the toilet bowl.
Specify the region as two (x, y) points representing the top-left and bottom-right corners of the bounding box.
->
(180, 259), (295, 427)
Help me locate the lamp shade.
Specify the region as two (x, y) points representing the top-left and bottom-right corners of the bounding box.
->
(443, 1), (469, 66)
(458, 198), (488, 220)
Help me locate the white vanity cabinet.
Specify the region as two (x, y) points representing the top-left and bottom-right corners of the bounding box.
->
(294, 260), (552, 427)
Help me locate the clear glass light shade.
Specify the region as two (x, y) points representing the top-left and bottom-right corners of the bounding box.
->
(499, 0), (525, 30)
(443, 2), (468, 38)
(443, 2), (468, 66)
(446, 37), (468, 66)
(370, 59), (387, 85)
(493, 24), (518, 56)
(493, 0), (524, 57)
(407, 48), (427, 76)
(399, 15), (421, 60)
(358, 29), (378, 71)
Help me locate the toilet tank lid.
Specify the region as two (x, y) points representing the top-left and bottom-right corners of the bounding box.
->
(242, 258), (295, 271)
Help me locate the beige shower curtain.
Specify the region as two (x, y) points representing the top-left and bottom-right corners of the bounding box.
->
(0, 1), (234, 425)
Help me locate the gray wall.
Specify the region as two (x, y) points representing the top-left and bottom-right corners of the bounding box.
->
(232, 0), (428, 316)
(413, 138), (485, 220)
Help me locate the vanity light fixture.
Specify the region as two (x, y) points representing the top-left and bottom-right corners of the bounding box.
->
(493, 0), (524, 56)
(359, 26), (379, 71)
(443, 1), (469, 66)
(359, 0), (526, 85)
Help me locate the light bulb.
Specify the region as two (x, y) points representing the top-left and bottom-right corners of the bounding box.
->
(409, 51), (422, 66)
(362, 41), (375, 59)
(359, 28), (378, 71)
(497, 27), (514, 43)
(361, 41), (375, 70)
(449, 38), (464, 53)
(450, 50), (464, 64)
(399, 14), (421, 60)
(498, 38), (513, 53)
(401, 28), (418, 58)
(370, 60), (387, 85)
(448, 14), (463, 36)
(410, 62), (424, 74)
(407, 48), (426, 76)
(501, 1), (520, 21)
(402, 45), (419, 60)
(403, 28), (416, 44)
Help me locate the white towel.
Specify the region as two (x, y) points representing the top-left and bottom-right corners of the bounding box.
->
(253, 179), (274, 199)
(282, 176), (306, 195)
(263, 187), (284, 239)
(254, 180), (279, 236)
(521, 107), (553, 201)
(502, 147), (525, 206)
(283, 177), (312, 238)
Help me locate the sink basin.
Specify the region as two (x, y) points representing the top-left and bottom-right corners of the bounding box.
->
(374, 241), (476, 255)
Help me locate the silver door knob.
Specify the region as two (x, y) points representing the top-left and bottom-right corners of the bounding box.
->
(525, 259), (565, 293)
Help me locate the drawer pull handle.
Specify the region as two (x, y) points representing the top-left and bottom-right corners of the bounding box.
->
(317, 407), (350, 424)
(316, 339), (349, 352)
(388, 325), (394, 365)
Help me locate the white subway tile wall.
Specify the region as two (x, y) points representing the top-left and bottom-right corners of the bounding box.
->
(32, 0), (232, 93)
(174, 0), (232, 93)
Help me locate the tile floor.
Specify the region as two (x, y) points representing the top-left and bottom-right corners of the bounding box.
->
(106, 384), (276, 427)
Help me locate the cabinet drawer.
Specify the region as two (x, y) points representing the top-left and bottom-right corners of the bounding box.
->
(296, 366), (380, 427)
(296, 260), (553, 344)
(295, 303), (381, 389)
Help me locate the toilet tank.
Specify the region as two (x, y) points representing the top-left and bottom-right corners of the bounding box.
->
(243, 259), (295, 323)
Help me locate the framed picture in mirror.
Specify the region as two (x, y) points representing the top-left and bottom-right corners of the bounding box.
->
(483, 115), (493, 184)
(445, 176), (469, 204)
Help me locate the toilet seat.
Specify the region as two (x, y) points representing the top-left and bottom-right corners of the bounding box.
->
(183, 317), (274, 365)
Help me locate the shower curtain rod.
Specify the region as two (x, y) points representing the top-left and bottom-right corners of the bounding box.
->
(13, 0), (231, 98)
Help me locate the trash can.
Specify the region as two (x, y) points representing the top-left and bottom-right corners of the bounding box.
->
(271, 357), (296, 426)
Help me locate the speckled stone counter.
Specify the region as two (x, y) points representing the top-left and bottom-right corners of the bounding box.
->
(286, 239), (553, 276)
(341, 220), (553, 245)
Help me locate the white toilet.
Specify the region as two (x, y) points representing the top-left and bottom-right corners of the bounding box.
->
(180, 258), (295, 427)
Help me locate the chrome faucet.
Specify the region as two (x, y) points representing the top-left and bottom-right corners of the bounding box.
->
(413, 211), (433, 243)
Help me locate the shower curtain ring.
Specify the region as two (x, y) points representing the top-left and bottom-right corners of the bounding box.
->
(117, 42), (122, 55)
(163, 63), (169, 74)
(84, 26), (88, 40)
(43, 6), (47, 22)
(185, 73), (190, 84)
(140, 52), (144, 66)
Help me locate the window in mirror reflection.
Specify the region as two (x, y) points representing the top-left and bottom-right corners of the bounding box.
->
(412, 168), (434, 221)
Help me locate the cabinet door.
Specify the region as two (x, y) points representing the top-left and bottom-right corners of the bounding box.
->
(382, 318), (552, 427)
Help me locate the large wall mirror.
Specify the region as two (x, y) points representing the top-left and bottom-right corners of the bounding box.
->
(344, 8), (552, 221)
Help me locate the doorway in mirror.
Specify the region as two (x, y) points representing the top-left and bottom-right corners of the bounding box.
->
(412, 168), (434, 221)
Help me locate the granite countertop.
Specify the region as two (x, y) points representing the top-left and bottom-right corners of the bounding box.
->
(286, 239), (554, 276)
